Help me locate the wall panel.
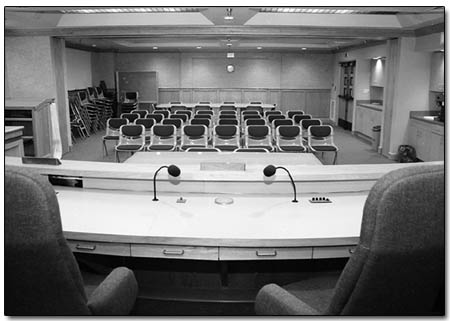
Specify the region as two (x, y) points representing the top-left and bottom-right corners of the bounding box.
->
(281, 91), (307, 113)
(193, 89), (218, 103)
(159, 89), (180, 103)
(219, 90), (242, 103)
(242, 90), (267, 103)
(305, 91), (331, 117)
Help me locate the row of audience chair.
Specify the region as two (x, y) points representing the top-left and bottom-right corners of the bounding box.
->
(104, 118), (338, 163)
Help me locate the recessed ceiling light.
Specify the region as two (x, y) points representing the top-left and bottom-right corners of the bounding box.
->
(301, 47), (307, 50)
(92, 44), (97, 47)
(196, 46), (202, 49)
(257, 46), (262, 50)
(153, 46), (158, 50)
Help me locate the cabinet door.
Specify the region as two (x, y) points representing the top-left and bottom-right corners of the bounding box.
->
(429, 132), (445, 161)
(430, 52), (444, 92)
(408, 121), (430, 161)
(354, 107), (363, 133)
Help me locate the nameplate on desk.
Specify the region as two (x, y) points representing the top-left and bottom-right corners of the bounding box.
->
(22, 157), (61, 165)
(200, 162), (246, 171)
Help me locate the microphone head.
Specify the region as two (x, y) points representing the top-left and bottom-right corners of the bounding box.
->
(167, 165), (181, 177)
(263, 165), (277, 177)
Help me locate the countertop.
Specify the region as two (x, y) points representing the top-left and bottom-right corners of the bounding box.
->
(410, 111), (444, 127)
(356, 100), (383, 111)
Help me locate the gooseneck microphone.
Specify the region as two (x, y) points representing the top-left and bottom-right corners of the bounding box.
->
(263, 165), (298, 203)
(153, 165), (181, 201)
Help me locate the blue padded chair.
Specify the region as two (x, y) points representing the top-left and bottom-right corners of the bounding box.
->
(5, 167), (138, 315)
(255, 164), (444, 316)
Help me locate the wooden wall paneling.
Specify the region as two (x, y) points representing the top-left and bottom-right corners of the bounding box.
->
(268, 90), (281, 107)
(281, 91), (307, 113)
(219, 89), (242, 103)
(158, 89), (180, 104)
(305, 91), (331, 118)
(242, 90), (268, 103)
(180, 89), (193, 103)
(193, 89), (218, 103)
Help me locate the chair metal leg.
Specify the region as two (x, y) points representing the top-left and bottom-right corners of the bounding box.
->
(333, 151), (338, 165)
(116, 150), (120, 163)
(103, 140), (108, 156)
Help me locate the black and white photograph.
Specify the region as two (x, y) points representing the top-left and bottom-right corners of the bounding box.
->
(4, 4), (445, 316)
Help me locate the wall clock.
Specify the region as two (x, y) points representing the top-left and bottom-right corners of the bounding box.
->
(226, 64), (235, 73)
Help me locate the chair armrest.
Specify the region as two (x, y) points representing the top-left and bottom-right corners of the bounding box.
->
(255, 283), (320, 315)
(87, 267), (138, 315)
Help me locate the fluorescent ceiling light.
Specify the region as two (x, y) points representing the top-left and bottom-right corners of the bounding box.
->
(59, 7), (199, 14)
(259, 7), (360, 14)
(153, 46), (158, 50)
(196, 46), (202, 49)
(257, 46), (262, 49)
(227, 52), (235, 58)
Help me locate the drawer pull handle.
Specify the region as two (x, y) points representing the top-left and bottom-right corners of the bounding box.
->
(75, 244), (96, 251)
(256, 250), (277, 257)
(348, 248), (355, 254)
(163, 249), (185, 256)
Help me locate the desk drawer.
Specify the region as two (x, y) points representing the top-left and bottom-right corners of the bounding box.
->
(219, 247), (312, 261)
(313, 246), (356, 259)
(131, 244), (219, 260)
(67, 240), (131, 256)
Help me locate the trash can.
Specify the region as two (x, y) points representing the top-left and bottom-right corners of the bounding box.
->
(372, 125), (381, 151)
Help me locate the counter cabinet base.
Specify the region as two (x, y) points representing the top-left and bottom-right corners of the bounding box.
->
(75, 252), (349, 315)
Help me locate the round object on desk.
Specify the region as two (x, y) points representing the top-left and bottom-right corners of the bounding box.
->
(215, 197), (234, 205)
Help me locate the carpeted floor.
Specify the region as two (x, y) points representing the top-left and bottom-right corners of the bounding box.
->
(62, 125), (395, 165)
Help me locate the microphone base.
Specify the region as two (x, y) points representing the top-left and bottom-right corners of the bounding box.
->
(292, 199), (298, 203)
(152, 198), (159, 201)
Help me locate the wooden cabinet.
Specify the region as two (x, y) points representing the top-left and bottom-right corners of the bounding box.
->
(5, 98), (53, 157)
(5, 126), (24, 157)
(408, 119), (444, 161)
(131, 244), (219, 261)
(370, 58), (385, 87)
(354, 105), (382, 139)
(67, 240), (131, 256)
(219, 247), (312, 261)
(429, 52), (444, 92)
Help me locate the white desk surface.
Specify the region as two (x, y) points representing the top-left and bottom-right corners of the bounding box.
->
(125, 151), (323, 166)
(57, 186), (365, 247)
(155, 103), (276, 110)
(5, 126), (25, 134)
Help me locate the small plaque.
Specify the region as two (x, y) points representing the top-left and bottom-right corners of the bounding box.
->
(200, 162), (246, 171)
(215, 197), (234, 205)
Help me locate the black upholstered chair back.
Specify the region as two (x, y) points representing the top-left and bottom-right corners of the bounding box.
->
(146, 113), (164, 123)
(218, 118), (239, 126)
(190, 118), (211, 127)
(278, 125), (301, 138)
(5, 167), (90, 315)
(131, 110), (148, 118)
(120, 113), (139, 123)
(326, 164), (444, 315)
(293, 114), (312, 125)
(273, 119), (293, 129)
(163, 118), (182, 129)
(108, 118), (128, 129)
(135, 118), (155, 129)
(154, 110), (170, 118)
